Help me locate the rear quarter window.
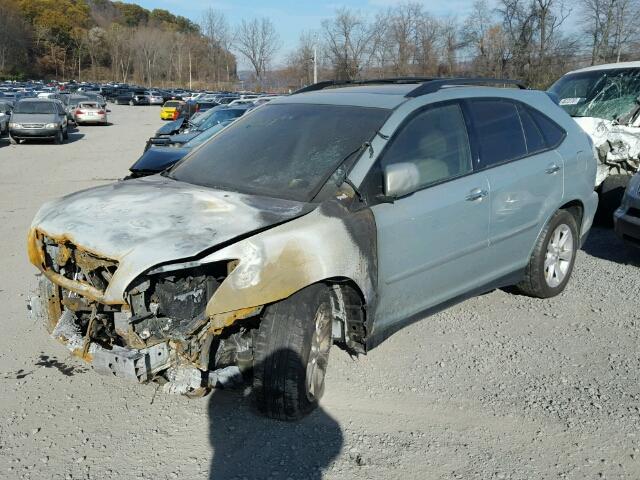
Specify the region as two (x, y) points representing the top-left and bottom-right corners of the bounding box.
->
(527, 107), (566, 148)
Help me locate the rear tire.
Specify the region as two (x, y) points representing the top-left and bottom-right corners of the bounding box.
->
(515, 210), (579, 298)
(253, 284), (333, 421)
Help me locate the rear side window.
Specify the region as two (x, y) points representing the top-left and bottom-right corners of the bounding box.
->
(527, 107), (566, 148)
(468, 99), (527, 168)
(517, 105), (547, 153)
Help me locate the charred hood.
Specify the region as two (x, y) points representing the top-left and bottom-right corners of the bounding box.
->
(30, 175), (313, 302)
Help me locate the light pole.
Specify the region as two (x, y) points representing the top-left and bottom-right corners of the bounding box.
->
(313, 44), (318, 84)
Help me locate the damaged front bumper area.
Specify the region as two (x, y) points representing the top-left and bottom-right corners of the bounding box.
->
(28, 231), (254, 396)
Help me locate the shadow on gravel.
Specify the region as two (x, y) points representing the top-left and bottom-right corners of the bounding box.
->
(581, 226), (640, 266)
(15, 134), (85, 145)
(208, 349), (343, 480)
(35, 354), (87, 376)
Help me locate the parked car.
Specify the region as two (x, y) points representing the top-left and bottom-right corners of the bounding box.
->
(27, 78), (597, 420)
(549, 62), (640, 219)
(148, 91), (165, 105)
(115, 90), (150, 106)
(73, 101), (107, 125)
(145, 105), (249, 150)
(0, 101), (13, 134)
(127, 120), (234, 177)
(614, 171), (640, 247)
(9, 98), (68, 144)
(160, 100), (184, 120)
(64, 94), (91, 122)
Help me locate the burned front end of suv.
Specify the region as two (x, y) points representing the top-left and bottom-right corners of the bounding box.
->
(28, 228), (252, 394)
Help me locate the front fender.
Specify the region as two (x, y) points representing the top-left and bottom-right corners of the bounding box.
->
(202, 202), (378, 317)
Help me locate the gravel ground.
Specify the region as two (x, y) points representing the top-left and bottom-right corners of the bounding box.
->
(1, 104), (640, 480)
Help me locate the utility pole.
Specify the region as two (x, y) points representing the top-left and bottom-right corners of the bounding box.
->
(313, 45), (318, 84)
(189, 49), (192, 90)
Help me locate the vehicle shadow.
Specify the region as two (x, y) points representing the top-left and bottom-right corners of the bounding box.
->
(581, 226), (640, 266)
(207, 349), (343, 480)
(16, 133), (85, 145)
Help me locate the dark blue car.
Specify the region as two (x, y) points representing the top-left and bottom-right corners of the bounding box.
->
(127, 121), (233, 178)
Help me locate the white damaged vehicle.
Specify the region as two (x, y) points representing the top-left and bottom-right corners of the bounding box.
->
(549, 62), (640, 216)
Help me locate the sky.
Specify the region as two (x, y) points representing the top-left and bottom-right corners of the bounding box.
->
(123, 0), (487, 68)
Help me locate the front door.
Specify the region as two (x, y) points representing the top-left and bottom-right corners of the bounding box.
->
(370, 101), (492, 330)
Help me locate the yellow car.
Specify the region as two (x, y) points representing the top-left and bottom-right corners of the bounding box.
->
(160, 101), (183, 120)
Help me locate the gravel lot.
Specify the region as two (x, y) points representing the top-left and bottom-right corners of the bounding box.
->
(1, 104), (640, 480)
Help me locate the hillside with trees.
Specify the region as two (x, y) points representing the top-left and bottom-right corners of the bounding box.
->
(0, 0), (236, 88)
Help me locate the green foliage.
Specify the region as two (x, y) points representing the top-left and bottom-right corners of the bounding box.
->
(17, 0), (90, 38)
(112, 1), (148, 27)
(8, 0), (207, 78)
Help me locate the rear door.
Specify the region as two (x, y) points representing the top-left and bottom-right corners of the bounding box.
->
(370, 101), (492, 329)
(465, 99), (566, 277)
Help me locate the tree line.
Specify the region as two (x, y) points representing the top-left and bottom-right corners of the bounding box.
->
(280, 0), (640, 90)
(1, 0), (639, 90)
(0, 0), (236, 88)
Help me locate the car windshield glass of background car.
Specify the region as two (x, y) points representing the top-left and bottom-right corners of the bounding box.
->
(169, 103), (389, 202)
(14, 101), (57, 114)
(549, 68), (640, 121)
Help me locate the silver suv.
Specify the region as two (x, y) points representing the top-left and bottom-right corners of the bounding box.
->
(28, 78), (598, 420)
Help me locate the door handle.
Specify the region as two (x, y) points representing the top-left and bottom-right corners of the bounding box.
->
(466, 188), (488, 202)
(545, 164), (561, 174)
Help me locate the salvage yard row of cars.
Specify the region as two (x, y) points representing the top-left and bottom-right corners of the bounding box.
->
(9, 67), (640, 421)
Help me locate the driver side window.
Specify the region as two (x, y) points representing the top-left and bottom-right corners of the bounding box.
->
(381, 103), (473, 192)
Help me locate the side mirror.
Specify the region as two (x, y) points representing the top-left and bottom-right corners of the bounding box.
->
(383, 162), (420, 199)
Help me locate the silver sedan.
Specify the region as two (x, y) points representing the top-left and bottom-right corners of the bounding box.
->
(73, 102), (107, 125)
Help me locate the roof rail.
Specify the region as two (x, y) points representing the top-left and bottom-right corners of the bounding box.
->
(292, 77), (435, 94)
(292, 77), (526, 96)
(405, 78), (527, 97)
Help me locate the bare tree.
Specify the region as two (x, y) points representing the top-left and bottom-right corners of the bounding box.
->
(201, 8), (233, 82)
(583, 0), (640, 64)
(322, 8), (376, 80)
(234, 17), (280, 83)
(105, 24), (134, 83)
(285, 31), (318, 87)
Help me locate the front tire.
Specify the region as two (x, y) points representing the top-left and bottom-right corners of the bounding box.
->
(54, 129), (64, 144)
(129, 100), (135, 106)
(253, 284), (333, 421)
(515, 210), (578, 298)
(9, 134), (18, 145)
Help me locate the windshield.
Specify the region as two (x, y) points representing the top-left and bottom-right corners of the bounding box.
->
(14, 101), (57, 114)
(169, 103), (389, 202)
(197, 108), (245, 131)
(183, 121), (232, 148)
(164, 101), (181, 108)
(549, 68), (640, 121)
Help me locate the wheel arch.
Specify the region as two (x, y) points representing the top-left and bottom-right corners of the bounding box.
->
(559, 199), (584, 236)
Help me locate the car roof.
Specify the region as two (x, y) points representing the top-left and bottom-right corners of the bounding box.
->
(565, 61), (640, 74)
(274, 83), (536, 109)
(275, 84), (414, 109)
(18, 97), (57, 103)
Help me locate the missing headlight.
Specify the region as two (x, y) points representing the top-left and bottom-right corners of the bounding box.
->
(151, 273), (217, 322)
(127, 263), (231, 341)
